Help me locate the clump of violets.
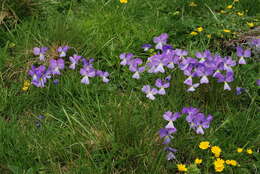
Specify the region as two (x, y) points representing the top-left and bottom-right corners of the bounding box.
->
(29, 46), (110, 87)
(119, 33), (255, 100)
(159, 107), (213, 160)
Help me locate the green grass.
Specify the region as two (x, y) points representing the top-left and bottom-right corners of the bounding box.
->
(0, 0), (259, 173)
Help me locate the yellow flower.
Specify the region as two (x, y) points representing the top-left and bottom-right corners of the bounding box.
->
(226, 160), (237, 166)
(207, 34), (212, 39)
(237, 12), (244, 16)
(223, 29), (231, 33)
(211, 146), (221, 157)
(120, 0), (128, 4)
(190, 31), (198, 36)
(247, 22), (255, 28)
(214, 158), (225, 172)
(246, 149), (253, 154)
(220, 10), (226, 14)
(226, 5), (233, 9)
(195, 158), (202, 164)
(196, 27), (204, 32)
(177, 164), (188, 172)
(22, 86), (29, 91)
(189, 2), (198, 7)
(23, 80), (31, 87)
(199, 141), (210, 150)
(237, 148), (243, 153)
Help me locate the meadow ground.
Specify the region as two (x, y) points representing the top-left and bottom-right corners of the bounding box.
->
(0, 0), (259, 173)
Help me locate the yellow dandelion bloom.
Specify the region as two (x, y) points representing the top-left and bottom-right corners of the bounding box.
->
(211, 146), (221, 157)
(226, 5), (233, 9)
(199, 141), (210, 149)
(246, 149), (253, 154)
(226, 160), (237, 166)
(190, 31), (198, 36)
(195, 158), (202, 164)
(197, 27), (204, 32)
(22, 86), (29, 91)
(237, 12), (244, 16)
(23, 80), (31, 87)
(247, 22), (255, 28)
(120, 0), (128, 4)
(237, 148), (243, 153)
(223, 29), (231, 33)
(189, 2), (198, 7)
(220, 10), (226, 14)
(214, 158), (225, 172)
(207, 34), (212, 39)
(177, 164), (188, 172)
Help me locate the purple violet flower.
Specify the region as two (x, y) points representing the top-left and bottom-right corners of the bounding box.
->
(80, 66), (96, 84)
(49, 59), (65, 75)
(96, 70), (110, 83)
(69, 54), (81, 69)
(163, 111), (181, 122)
(53, 79), (59, 85)
(216, 72), (234, 90)
(256, 79), (260, 86)
(57, 46), (70, 57)
(120, 53), (134, 66)
(236, 46), (251, 64)
(141, 85), (158, 100)
(141, 44), (152, 51)
(153, 33), (169, 50)
(236, 87), (245, 95)
(33, 47), (48, 61)
(155, 78), (170, 95)
(165, 147), (177, 160)
(28, 65), (51, 88)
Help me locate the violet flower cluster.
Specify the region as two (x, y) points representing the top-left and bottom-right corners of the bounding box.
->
(28, 46), (110, 87)
(159, 107), (213, 160)
(119, 33), (254, 100)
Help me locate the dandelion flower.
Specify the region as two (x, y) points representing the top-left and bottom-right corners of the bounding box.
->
(237, 148), (243, 153)
(22, 86), (29, 91)
(199, 141), (210, 149)
(246, 149), (253, 154)
(190, 31), (198, 36)
(177, 164), (188, 172)
(211, 146), (222, 157)
(195, 158), (202, 164)
(214, 158), (225, 172)
(197, 27), (204, 32)
(120, 0), (128, 3)
(226, 160), (237, 166)
(247, 22), (255, 28)
(226, 5), (233, 9)
(223, 29), (231, 33)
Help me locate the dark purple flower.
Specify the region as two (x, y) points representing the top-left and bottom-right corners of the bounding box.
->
(80, 66), (96, 84)
(236, 46), (251, 64)
(251, 39), (260, 46)
(163, 111), (180, 122)
(256, 79), (260, 86)
(96, 70), (110, 83)
(49, 59), (65, 75)
(182, 107), (200, 116)
(141, 85), (158, 100)
(82, 58), (94, 68)
(216, 72), (234, 90)
(28, 65), (51, 88)
(53, 79), (59, 85)
(195, 66), (213, 84)
(165, 147), (177, 160)
(33, 47), (48, 61)
(120, 53), (134, 66)
(195, 50), (211, 63)
(141, 44), (152, 51)
(69, 54), (81, 69)
(155, 79), (170, 95)
(153, 33), (168, 50)
(57, 46), (70, 57)
(236, 87), (245, 95)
